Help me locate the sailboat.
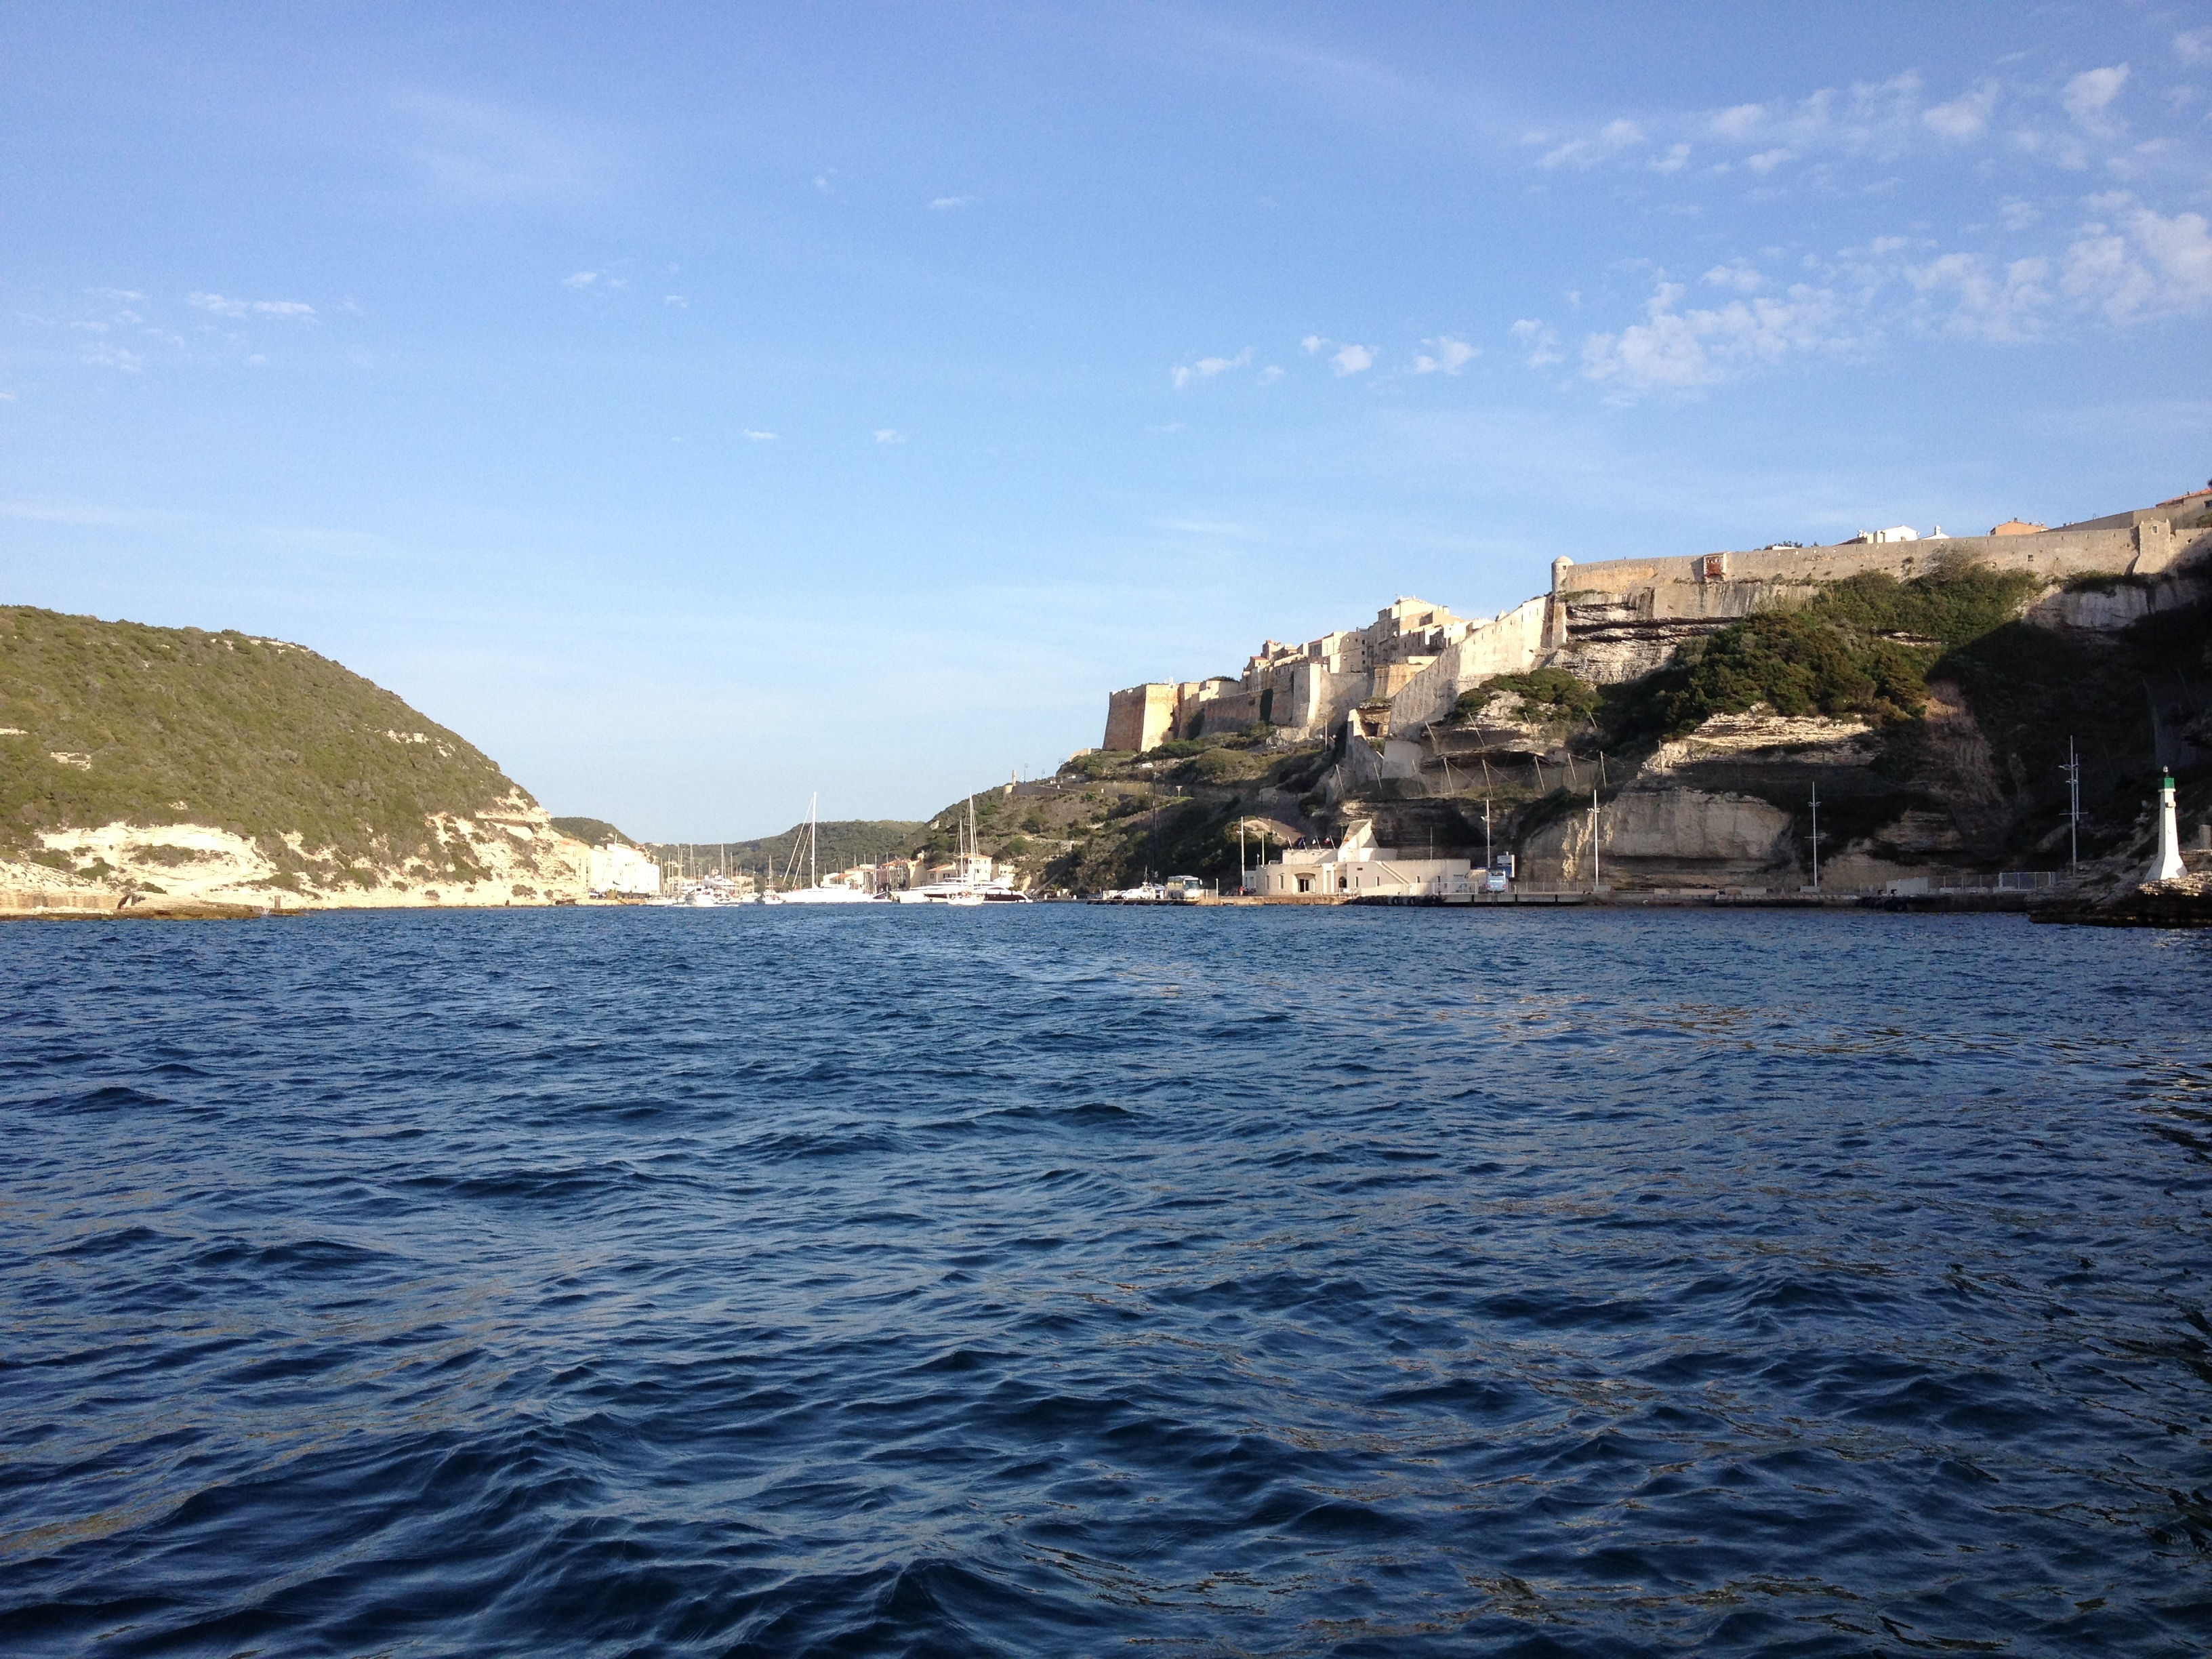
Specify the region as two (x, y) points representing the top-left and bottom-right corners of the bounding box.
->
(886, 796), (1031, 903)
(764, 794), (878, 905)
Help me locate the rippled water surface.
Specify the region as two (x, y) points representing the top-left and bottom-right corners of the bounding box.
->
(3, 906), (2209, 1656)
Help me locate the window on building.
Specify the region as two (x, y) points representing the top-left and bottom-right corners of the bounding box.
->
(1296, 875), (1312, 893)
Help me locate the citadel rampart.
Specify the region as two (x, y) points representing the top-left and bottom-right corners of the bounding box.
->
(1105, 489), (2212, 752)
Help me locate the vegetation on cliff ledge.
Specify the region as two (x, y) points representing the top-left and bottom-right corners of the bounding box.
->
(1616, 563), (2047, 737)
(0, 605), (533, 880)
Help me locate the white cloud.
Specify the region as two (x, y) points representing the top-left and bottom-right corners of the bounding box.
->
(1703, 260), (1763, 292)
(2178, 28), (2212, 66)
(1580, 280), (1851, 394)
(87, 287), (144, 302)
(1746, 147), (1795, 174)
(663, 294), (687, 307)
(82, 341), (144, 373)
(562, 271), (597, 288)
(1330, 343), (1375, 375)
(1412, 336), (1477, 374)
(1256, 365), (1285, 384)
(188, 292), (316, 318)
(1170, 347), (1252, 388)
(742, 430), (778, 441)
(1923, 81), (1999, 141)
(1999, 197), (2041, 230)
(1711, 104), (1765, 139)
(1906, 252), (2051, 341)
(2061, 65), (2129, 133)
(1510, 318), (1562, 367)
(928, 195), (977, 210)
(1651, 143), (1691, 173)
(2062, 194), (2212, 321)
(873, 428), (906, 443)
(1299, 333), (1326, 354)
(1541, 118), (1645, 169)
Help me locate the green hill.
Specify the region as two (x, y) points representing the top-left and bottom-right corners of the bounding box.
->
(0, 605), (549, 886)
(550, 816), (636, 847)
(656, 819), (928, 880)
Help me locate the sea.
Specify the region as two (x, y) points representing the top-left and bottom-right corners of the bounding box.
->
(2, 905), (2208, 1657)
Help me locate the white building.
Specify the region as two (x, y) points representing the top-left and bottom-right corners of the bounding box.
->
(588, 842), (663, 897)
(1246, 820), (1473, 899)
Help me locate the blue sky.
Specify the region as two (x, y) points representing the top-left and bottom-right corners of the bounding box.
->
(4, 3), (2209, 838)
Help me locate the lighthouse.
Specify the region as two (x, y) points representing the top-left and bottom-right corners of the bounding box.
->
(2147, 770), (2186, 882)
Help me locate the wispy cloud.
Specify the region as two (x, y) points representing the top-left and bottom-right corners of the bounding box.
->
(1510, 319), (1562, 367)
(188, 293), (315, 318)
(82, 340), (145, 373)
(2060, 65), (2129, 134)
(743, 430), (778, 441)
(1581, 280), (1853, 395)
(1330, 343), (1375, 375)
(1907, 252), (2052, 342)
(2179, 28), (2212, 66)
(1557, 186), (2212, 398)
(1540, 117), (1645, 169)
(1171, 347), (1252, 388)
(562, 271), (598, 288)
(1923, 80), (1999, 141)
(928, 195), (977, 210)
(873, 428), (906, 444)
(1411, 336), (1477, 374)
(2062, 192), (2212, 321)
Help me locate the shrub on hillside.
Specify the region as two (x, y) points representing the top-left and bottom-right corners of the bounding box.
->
(1659, 611), (1928, 730)
(1489, 668), (1599, 722)
(1805, 565), (2041, 644)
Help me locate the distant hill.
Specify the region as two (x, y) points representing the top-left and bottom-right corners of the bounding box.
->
(0, 605), (586, 907)
(655, 819), (928, 880)
(551, 816), (636, 847)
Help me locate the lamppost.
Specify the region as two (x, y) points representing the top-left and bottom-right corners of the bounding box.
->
(1809, 783), (1823, 893)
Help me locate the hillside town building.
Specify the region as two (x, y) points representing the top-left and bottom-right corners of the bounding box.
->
(587, 842), (663, 897)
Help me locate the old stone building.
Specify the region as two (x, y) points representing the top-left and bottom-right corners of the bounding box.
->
(1103, 487), (2212, 755)
(1101, 596), (1474, 749)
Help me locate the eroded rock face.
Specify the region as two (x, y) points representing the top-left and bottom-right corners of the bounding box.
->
(1645, 710), (1879, 775)
(25, 794), (593, 909)
(1525, 787), (1795, 886)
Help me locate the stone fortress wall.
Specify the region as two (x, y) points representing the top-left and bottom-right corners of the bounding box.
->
(1101, 488), (2212, 752)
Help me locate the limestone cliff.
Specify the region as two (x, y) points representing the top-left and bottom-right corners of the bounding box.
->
(1053, 533), (2212, 895)
(1, 605), (590, 912)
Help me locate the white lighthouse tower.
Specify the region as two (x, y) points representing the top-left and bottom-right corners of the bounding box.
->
(2147, 770), (2186, 882)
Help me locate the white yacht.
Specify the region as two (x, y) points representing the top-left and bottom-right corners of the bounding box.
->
(763, 794), (880, 905)
(886, 798), (1031, 903)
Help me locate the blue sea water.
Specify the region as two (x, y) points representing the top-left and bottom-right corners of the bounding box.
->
(1, 905), (2208, 1657)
